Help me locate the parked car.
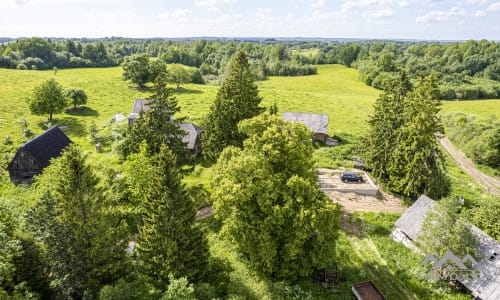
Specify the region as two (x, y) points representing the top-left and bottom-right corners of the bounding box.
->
(340, 172), (363, 183)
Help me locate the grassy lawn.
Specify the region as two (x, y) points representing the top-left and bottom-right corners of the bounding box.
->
(0, 64), (496, 299)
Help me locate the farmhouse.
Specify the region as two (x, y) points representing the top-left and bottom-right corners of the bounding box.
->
(282, 112), (329, 142)
(392, 195), (500, 300)
(127, 98), (202, 154)
(7, 126), (71, 184)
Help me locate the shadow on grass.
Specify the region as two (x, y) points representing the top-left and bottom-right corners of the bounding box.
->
(37, 117), (87, 138)
(65, 106), (99, 117)
(171, 87), (203, 95)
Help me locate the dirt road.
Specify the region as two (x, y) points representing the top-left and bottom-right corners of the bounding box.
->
(439, 137), (500, 195)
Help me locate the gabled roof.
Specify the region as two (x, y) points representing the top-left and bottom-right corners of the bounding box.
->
(282, 112), (328, 134)
(395, 194), (435, 241)
(180, 122), (202, 150)
(9, 126), (71, 169)
(394, 195), (500, 300)
(128, 98), (149, 120)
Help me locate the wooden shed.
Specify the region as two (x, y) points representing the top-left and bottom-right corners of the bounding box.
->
(7, 126), (71, 184)
(282, 112), (329, 142)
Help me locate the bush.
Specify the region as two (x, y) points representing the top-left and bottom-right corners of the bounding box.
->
(16, 63), (27, 70)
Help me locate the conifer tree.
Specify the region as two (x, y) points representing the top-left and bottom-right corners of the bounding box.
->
(364, 71), (411, 181)
(127, 144), (207, 289)
(389, 74), (449, 198)
(122, 74), (190, 165)
(202, 50), (264, 161)
(29, 145), (128, 299)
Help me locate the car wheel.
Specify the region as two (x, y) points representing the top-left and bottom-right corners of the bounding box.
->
(358, 179), (362, 183)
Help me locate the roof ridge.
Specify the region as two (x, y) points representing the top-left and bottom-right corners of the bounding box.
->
(22, 126), (60, 148)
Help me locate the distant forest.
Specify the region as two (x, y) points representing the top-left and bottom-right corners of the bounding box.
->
(1, 37), (499, 100)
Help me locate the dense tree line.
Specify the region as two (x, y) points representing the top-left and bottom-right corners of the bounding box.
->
(318, 40), (500, 100)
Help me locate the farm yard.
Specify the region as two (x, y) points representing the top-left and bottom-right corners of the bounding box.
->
(0, 63), (498, 300)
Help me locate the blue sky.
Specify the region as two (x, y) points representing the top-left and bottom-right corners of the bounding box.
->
(1, 0), (499, 40)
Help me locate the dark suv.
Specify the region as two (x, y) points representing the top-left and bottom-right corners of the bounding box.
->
(340, 172), (363, 183)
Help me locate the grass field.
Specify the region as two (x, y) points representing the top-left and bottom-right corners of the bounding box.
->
(1, 65), (498, 148)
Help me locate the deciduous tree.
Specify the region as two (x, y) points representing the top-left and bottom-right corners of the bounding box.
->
(63, 88), (88, 109)
(168, 63), (190, 89)
(212, 114), (341, 280)
(27, 79), (66, 121)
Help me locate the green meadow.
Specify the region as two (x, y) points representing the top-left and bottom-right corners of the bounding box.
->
(0, 64), (498, 149)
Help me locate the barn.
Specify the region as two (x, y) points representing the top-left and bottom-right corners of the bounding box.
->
(7, 126), (71, 184)
(282, 112), (329, 142)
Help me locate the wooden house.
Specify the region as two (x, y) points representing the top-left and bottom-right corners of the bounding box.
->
(392, 195), (500, 300)
(127, 98), (203, 155)
(7, 126), (71, 184)
(282, 112), (329, 142)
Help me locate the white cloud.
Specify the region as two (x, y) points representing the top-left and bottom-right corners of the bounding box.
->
(474, 9), (487, 16)
(158, 9), (192, 20)
(487, 1), (500, 11)
(194, 0), (235, 11)
(416, 6), (466, 22)
(363, 8), (393, 18)
(463, 0), (488, 5)
(310, 0), (326, 9)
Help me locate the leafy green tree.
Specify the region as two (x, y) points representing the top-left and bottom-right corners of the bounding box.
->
(417, 198), (478, 260)
(160, 274), (196, 300)
(121, 74), (190, 165)
(29, 145), (129, 299)
(126, 144), (208, 289)
(168, 64), (190, 89)
(122, 53), (152, 87)
(202, 50), (264, 161)
(27, 79), (67, 121)
(212, 114), (341, 280)
(63, 88), (88, 109)
(468, 195), (500, 241)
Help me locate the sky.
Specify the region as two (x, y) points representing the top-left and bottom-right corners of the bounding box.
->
(0, 0), (499, 40)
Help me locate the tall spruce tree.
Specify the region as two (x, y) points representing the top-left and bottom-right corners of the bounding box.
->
(389, 74), (449, 198)
(364, 71), (412, 181)
(122, 74), (190, 165)
(364, 72), (449, 199)
(126, 144), (207, 289)
(202, 50), (264, 161)
(29, 145), (128, 299)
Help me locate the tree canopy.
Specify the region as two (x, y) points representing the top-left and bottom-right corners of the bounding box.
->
(63, 88), (88, 109)
(212, 114), (341, 280)
(27, 78), (67, 121)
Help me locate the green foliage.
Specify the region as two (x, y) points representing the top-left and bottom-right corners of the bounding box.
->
(443, 113), (500, 169)
(28, 145), (129, 299)
(26, 78), (66, 121)
(202, 50), (264, 161)
(122, 54), (166, 87)
(63, 88), (88, 109)
(212, 114), (341, 281)
(467, 195), (500, 241)
(126, 144), (208, 289)
(160, 274), (196, 300)
(121, 74), (191, 165)
(417, 198), (478, 259)
(168, 64), (190, 89)
(364, 72), (450, 199)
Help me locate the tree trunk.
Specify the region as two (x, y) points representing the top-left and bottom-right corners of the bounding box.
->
(49, 112), (53, 121)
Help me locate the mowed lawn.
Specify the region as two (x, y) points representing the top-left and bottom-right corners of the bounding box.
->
(0, 64), (498, 149)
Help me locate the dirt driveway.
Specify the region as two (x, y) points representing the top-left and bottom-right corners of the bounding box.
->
(440, 137), (500, 195)
(325, 190), (407, 213)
